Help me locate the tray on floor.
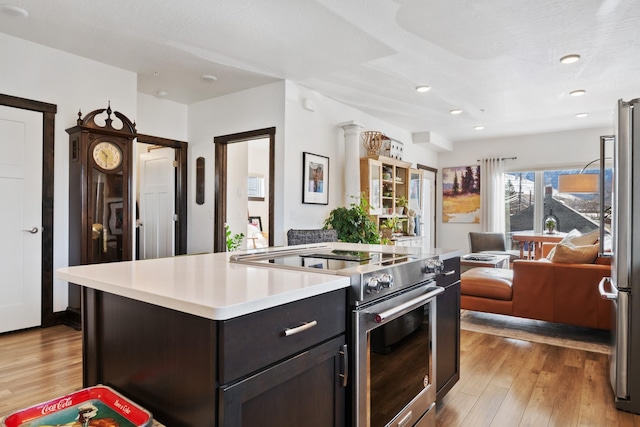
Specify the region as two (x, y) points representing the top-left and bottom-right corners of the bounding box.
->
(1, 385), (153, 427)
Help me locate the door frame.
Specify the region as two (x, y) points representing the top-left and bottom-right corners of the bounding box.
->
(0, 93), (57, 327)
(417, 163), (438, 247)
(136, 133), (188, 256)
(214, 127), (275, 253)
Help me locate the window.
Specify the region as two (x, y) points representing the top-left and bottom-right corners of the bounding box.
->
(505, 167), (612, 237)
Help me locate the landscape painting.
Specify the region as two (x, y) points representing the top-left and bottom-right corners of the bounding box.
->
(442, 165), (480, 223)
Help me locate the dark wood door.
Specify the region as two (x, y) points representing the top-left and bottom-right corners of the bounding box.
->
(436, 257), (461, 402)
(219, 336), (346, 427)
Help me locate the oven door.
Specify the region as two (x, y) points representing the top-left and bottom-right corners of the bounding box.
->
(352, 283), (444, 427)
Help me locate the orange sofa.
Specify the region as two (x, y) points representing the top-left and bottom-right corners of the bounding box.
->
(461, 253), (612, 330)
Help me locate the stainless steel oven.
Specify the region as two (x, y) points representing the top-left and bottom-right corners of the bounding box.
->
(352, 281), (442, 427)
(230, 243), (444, 427)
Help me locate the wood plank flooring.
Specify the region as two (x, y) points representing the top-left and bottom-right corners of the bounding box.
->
(2, 325), (640, 426)
(0, 325), (82, 417)
(436, 329), (640, 427)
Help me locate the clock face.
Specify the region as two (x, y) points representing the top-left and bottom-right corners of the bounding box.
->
(92, 141), (122, 170)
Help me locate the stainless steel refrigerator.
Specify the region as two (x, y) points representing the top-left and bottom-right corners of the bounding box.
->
(600, 98), (640, 414)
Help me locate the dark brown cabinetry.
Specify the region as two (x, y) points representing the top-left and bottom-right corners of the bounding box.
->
(218, 290), (347, 427)
(82, 287), (347, 427)
(435, 256), (461, 402)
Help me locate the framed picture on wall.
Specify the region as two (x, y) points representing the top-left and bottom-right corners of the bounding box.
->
(248, 216), (262, 231)
(302, 152), (329, 205)
(442, 165), (481, 223)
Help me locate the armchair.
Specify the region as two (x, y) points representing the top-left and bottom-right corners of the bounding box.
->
(468, 232), (520, 262)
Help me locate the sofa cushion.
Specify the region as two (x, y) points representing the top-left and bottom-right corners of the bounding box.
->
(547, 228), (600, 264)
(569, 228), (599, 246)
(461, 267), (514, 300)
(550, 242), (599, 263)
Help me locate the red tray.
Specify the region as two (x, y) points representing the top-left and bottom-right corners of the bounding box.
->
(1, 385), (153, 427)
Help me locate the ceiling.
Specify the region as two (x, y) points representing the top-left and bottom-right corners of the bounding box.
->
(2, 0), (639, 143)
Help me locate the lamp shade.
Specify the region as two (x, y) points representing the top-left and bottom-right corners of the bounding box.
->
(558, 173), (598, 193)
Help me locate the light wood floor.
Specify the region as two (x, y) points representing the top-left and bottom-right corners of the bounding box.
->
(0, 325), (82, 417)
(2, 325), (640, 426)
(436, 329), (640, 427)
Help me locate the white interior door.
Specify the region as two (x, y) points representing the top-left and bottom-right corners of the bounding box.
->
(0, 106), (43, 333)
(421, 170), (436, 249)
(139, 147), (175, 259)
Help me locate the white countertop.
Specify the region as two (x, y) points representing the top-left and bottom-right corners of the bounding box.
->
(55, 243), (462, 321)
(56, 251), (350, 320)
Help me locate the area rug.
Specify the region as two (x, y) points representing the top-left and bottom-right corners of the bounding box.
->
(460, 310), (611, 354)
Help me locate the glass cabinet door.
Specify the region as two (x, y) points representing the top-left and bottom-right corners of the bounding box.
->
(368, 160), (383, 214)
(409, 169), (422, 212)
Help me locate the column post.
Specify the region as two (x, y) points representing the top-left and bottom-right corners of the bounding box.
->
(338, 121), (363, 206)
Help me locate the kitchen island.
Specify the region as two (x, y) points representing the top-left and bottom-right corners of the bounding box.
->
(56, 243), (461, 427)
(56, 249), (351, 427)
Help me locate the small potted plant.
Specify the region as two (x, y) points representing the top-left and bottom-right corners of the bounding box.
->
(395, 195), (408, 215)
(380, 217), (396, 239)
(380, 215), (406, 239)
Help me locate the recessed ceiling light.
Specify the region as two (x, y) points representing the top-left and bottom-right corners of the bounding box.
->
(474, 125), (484, 130)
(560, 54), (581, 64)
(1, 4), (28, 17)
(156, 90), (168, 98)
(201, 74), (218, 83)
(415, 85), (431, 93)
(576, 112), (588, 118)
(450, 109), (463, 115)
(570, 89), (586, 96)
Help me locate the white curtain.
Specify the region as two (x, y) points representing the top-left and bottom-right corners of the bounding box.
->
(480, 158), (505, 232)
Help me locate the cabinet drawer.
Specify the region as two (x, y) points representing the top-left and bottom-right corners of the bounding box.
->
(219, 289), (346, 384)
(437, 257), (460, 288)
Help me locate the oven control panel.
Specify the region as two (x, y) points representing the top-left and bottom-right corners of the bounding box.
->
(423, 259), (444, 274)
(365, 274), (395, 294)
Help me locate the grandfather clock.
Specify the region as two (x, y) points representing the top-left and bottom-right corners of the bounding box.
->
(66, 103), (136, 324)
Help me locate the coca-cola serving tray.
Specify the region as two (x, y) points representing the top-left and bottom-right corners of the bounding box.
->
(1, 385), (153, 427)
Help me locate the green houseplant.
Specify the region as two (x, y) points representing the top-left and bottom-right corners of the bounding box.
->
(225, 224), (244, 251)
(323, 193), (380, 244)
(395, 195), (408, 215)
(380, 215), (406, 239)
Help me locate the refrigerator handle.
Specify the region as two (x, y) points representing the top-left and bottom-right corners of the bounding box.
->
(598, 277), (617, 300)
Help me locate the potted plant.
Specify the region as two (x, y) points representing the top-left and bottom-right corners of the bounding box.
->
(380, 217), (396, 239)
(380, 215), (406, 239)
(323, 193), (380, 244)
(225, 224), (245, 251)
(395, 195), (408, 215)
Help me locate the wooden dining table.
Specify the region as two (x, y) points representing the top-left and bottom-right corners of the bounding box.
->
(511, 231), (566, 259)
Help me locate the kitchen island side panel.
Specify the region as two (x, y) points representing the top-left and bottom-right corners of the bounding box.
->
(82, 287), (218, 427)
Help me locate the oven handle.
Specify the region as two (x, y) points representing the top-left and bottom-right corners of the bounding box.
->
(373, 286), (444, 323)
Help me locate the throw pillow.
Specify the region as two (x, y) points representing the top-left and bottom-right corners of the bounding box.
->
(546, 229), (579, 260)
(569, 228), (599, 246)
(546, 229), (600, 261)
(550, 241), (599, 264)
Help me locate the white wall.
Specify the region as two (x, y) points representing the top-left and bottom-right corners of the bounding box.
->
(184, 80), (441, 252)
(187, 82), (286, 253)
(0, 33), (137, 312)
(282, 82), (439, 242)
(436, 126), (614, 253)
(247, 138), (270, 228)
(136, 93), (188, 140)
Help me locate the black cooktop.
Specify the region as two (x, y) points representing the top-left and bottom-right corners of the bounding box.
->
(251, 249), (413, 272)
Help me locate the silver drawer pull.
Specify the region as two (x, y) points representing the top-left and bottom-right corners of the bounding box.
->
(443, 270), (456, 276)
(284, 320), (318, 336)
